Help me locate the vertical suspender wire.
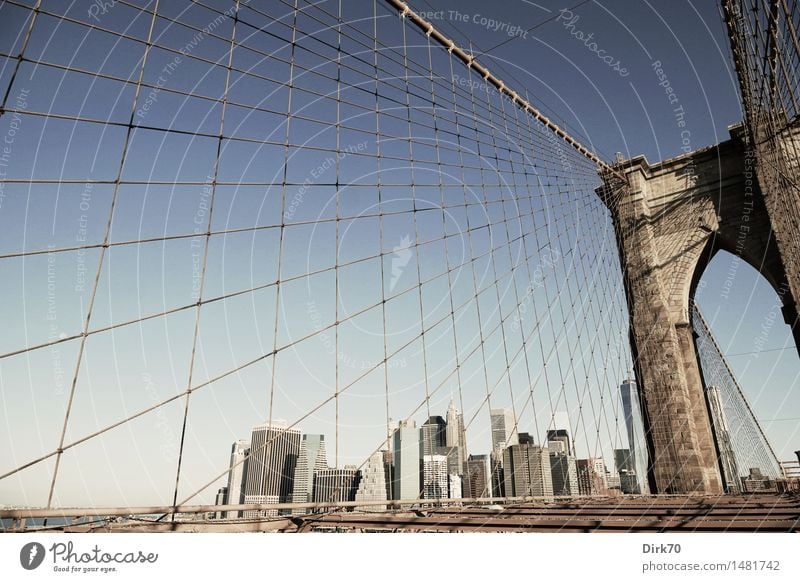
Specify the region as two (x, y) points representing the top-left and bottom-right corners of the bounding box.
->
(334, 0), (343, 471)
(169, 0), (240, 519)
(460, 42), (501, 459)
(374, 0), (393, 501)
(477, 76), (523, 447)
(267, 0), (299, 457)
(444, 43), (474, 487)
(46, 0), (162, 511)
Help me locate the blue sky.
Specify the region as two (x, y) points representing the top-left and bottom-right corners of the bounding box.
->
(0, 0), (797, 508)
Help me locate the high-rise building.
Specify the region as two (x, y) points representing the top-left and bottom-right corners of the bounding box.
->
(706, 385), (741, 493)
(490, 452), (505, 497)
(224, 440), (249, 518)
(466, 454), (491, 498)
(291, 434), (329, 515)
(392, 420), (420, 501)
(449, 473), (462, 501)
(382, 449), (394, 501)
(214, 486), (228, 519)
(550, 452), (579, 496)
(614, 448), (640, 494)
(420, 416), (446, 456)
(422, 454), (448, 501)
(620, 378), (650, 494)
(243, 421), (301, 517)
(355, 451), (388, 511)
(490, 408), (518, 455)
(438, 445), (461, 476)
(546, 429), (571, 456)
(592, 457), (610, 493)
(503, 442), (553, 498)
(445, 398), (468, 472)
(313, 467), (362, 510)
(576, 458), (608, 496)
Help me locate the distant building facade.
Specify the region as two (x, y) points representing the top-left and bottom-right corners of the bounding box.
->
(291, 434), (329, 515)
(466, 454), (491, 498)
(550, 452), (579, 496)
(490, 408), (518, 456)
(355, 451), (388, 511)
(420, 416), (447, 456)
(576, 458), (607, 496)
(446, 398), (468, 473)
(620, 378), (650, 494)
(503, 442), (553, 498)
(392, 420), (420, 501)
(224, 439), (249, 518)
(243, 422), (301, 517)
(422, 454), (448, 501)
(314, 467), (362, 510)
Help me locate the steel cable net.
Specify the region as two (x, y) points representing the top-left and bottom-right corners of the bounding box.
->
(724, 0), (800, 290)
(691, 303), (781, 490)
(0, 0), (633, 517)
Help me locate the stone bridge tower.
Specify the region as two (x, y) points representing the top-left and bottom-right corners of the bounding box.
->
(601, 125), (800, 494)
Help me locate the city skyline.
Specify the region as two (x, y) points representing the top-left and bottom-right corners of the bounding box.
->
(1, 0), (798, 519)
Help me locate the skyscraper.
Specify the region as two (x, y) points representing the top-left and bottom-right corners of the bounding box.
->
(382, 449), (394, 501)
(392, 420), (420, 501)
(576, 458), (607, 496)
(422, 454), (448, 501)
(614, 448), (640, 494)
(445, 398), (468, 472)
(243, 421), (301, 517)
(466, 454), (491, 498)
(503, 442), (553, 498)
(313, 467), (362, 509)
(420, 416), (446, 456)
(550, 451), (579, 496)
(355, 451), (388, 511)
(490, 452), (505, 497)
(490, 408), (518, 455)
(291, 434), (329, 515)
(707, 385), (740, 493)
(546, 428), (571, 455)
(620, 378), (650, 494)
(214, 486), (228, 519)
(224, 440), (249, 518)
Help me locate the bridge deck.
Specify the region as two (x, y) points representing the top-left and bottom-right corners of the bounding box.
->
(11, 495), (798, 533)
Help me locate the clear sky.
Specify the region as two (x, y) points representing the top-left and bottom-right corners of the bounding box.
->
(0, 0), (797, 509)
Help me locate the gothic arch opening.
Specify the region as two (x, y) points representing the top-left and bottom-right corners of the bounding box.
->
(691, 249), (800, 490)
